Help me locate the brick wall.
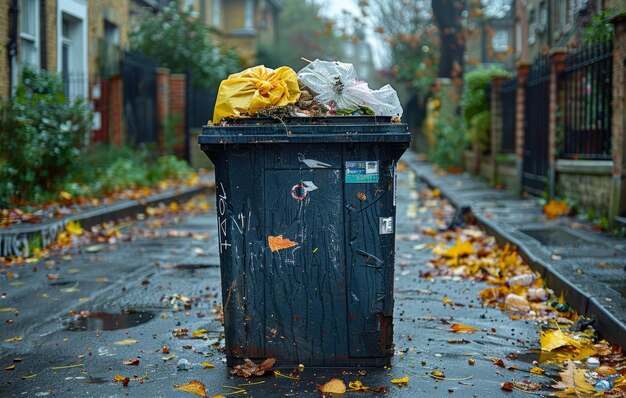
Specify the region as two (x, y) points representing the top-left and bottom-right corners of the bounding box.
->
(0, 0), (10, 97)
(169, 74), (186, 158)
(557, 172), (612, 217)
(87, 0), (129, 80)
(43, 0), (57, 72)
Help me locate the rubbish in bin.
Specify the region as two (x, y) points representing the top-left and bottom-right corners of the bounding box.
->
(213, 65), (301, 123)
(296, 59), (403, 118)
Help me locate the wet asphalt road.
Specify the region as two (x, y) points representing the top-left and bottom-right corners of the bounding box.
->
(0, 167), (554, 397)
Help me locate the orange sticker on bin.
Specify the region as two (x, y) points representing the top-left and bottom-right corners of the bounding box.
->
(268, 235), (298, 252)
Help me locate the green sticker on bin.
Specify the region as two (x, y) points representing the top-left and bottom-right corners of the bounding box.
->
(345, 161), (379, 183)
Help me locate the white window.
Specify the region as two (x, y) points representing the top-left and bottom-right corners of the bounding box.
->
(528, 10), (536, 45)
(20, 0), (39, 66)
(539, 2), (548, 33)
(57, 0), (88, 100)
(492, 30), (509, 52)
(244, 0), (254, 29)
(212, 0), (220, 27)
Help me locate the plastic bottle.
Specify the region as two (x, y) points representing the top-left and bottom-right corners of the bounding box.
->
(505, 274), (536, 288)
(526, 287), (549, 302)
(595, 380), (612, 392)
(505, 293), (531, 312)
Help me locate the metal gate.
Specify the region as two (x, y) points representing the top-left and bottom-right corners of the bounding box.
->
(500, 77), (517, 153)
(523, 55), (550, 195)
(562, 39), (613, 159)
(120, 52), (158, 145)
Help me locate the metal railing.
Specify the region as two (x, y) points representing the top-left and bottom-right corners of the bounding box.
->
(522, 54), (550, 195)
(561, 39), (613, 159)
(500, 77), (517, 153)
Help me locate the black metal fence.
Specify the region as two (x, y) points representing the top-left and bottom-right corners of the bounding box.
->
(523, 54), (550, 195)
(561, 39), (613, 159)
(120, 51), (158, 145)
(500, 77), (517, 153)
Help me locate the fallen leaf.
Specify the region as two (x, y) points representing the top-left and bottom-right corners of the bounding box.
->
(268, 235), (298, 252)
(122, 358), (140, 366)
(449, 323), (480, 334)
(500, 381), (513, 391)
(442, 238), (474, 258)
(114, 339), (138, 345)
(539, 328), (581, 352)
(231, 358), (276, 377)
(85, 244), (104, 253)
(173, 380), (206, 397)
(529, 366), (545, 375)
(319, 378), (347, 394)
(0, 308), (17, 312)
(191, 329), (208, 338)
(391, 376), (409, 385)
(113, 374), (130, 387)
(348, 380), (369, 391)
(5, 365), (15, 371)
(544, 200), (569, 219)
(551, 361), (595, 395)
(163, 354), (175, 361)
(66, 220), (83, 236)
(201, 361), (214, 368)
(4, 337), (22, 342)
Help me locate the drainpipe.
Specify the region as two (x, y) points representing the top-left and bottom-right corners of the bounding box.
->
(8, 0), (18, 96)
(40, 0), (47, 69)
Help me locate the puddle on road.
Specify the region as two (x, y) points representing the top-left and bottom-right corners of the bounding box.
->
(66, 310), (155, 331)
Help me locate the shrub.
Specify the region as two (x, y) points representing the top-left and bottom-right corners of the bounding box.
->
(461, 66), (509, 153)
(0, 66), (92, 203)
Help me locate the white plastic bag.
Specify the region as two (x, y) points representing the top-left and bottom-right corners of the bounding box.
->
(297, 59), (403, 118)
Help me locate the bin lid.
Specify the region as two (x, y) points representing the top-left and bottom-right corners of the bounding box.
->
(198, 116), (411, 145)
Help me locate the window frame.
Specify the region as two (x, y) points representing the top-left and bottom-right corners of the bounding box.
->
(20, 0), (40, 67)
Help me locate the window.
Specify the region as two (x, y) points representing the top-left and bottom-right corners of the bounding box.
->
(538, 2), (548, 33)
(212, 0), (220, 27)
(492, 30), (509, 52)
(104, 20), (119, 44)
(528, 10), (536, 45)
(20, 0), (39, 66)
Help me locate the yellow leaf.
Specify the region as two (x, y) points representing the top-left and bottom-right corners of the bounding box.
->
(319, 378), (347, 394)
(169, 202), (180, 212)
(4, 337), (22, 342)
(391, 376), (409, 385)
(442, 238), (474, 258)
(530, 366), (545, 375)
(544, 200), (569, 219)
(551, 361), (595, 394)
(442, 297), (452, 305)
(201, 361), (215, 368)
(114, 339), (138, 345)
(163, 354), (175, 361)
(539, 329), (580, 352)
(191, 329), (208, 337)
(66, 220), (83, 236)
(5, 365), (15, 371)
(449, 323), (480, 333)
(348, 380), (369, 391)
(173, 380), (207, 397)
(113, 375), (127, 382)
(0, 307), (17, 312)
(60, 191), (73, 201)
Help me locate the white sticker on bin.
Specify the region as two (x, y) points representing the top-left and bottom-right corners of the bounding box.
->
(379, 217), (394, 234)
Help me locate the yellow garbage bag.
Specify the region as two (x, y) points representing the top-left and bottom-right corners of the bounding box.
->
(213, 65), (301, 123)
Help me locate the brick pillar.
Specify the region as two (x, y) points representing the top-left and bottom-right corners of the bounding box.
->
(609, 15), (626, 222)
(109, 75), (124, 148)
(169, 74), (186, 159)
(156, 68), (170, 154)
(515, 62), (531, 194)
(490, 76), (506, 184)
(548, 48), (567, 198)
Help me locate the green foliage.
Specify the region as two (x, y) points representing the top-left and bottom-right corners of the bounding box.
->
(583, 8), (621, 43)
(129, 1), (240, 88)
(79, 144), (193, 195)
(461, 66), (509, 152)
(257, 0), (344, 69)
(0, 66), (92, 203)
(428, 115), (465, 170)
